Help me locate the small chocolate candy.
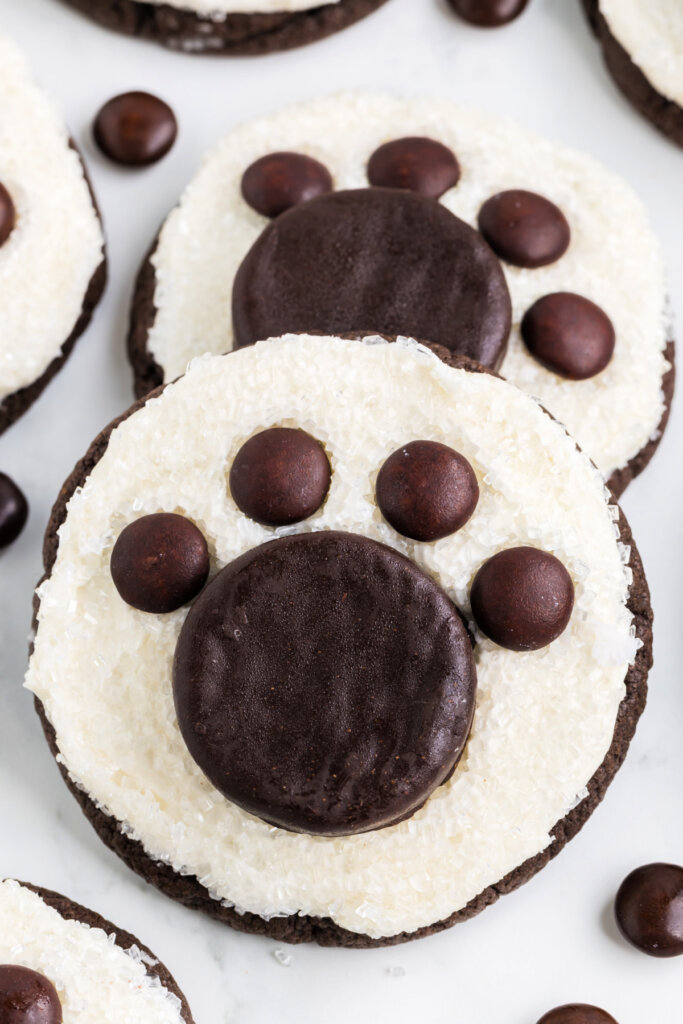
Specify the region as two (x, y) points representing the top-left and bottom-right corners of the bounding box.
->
(94, 92), (177, 167)
(448, 0), (529, 27)
(615, 863), (683, 957)
(173, 531), (476, 836)
(241, 152), (333, 218)
(367, 137), (460, 199)
(376, 440), (478, 541)
(0, 183), (16, 246)
(0, 964), (62, 1024)
(537, 1006), (618, 1024)
(110, 512), (209, 613)
(0, 473), (29, 550)
(230, 427), (331, 526)
(521, 292), (616, 380)
(478, 189), (570, 268)
(470, 546), (574, 651)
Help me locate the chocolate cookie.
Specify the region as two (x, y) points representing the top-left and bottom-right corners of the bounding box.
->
(28, 333), (652, 947)
(0, 35), (106, 435)
(0, 880), (193, 1023)
(128, 94), (673, 496)
(582, 1), (683, 149)
(58, 0), (389, 55)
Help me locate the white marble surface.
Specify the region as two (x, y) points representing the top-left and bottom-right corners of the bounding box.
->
(0, 1), (681, 1021)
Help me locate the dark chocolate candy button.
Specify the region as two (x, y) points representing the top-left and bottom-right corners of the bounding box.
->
(0, 964), (62, 1024)
(448, 0), (529, 26)
(537, 1006), (618, 1024)
(470, 546), (574, 651)
(173, 530), (476, 836)
(615, 863), (683, 957)
(111, 512), (209, 613)
(241, 152), (333, 218)
(521, 293), (616, 380)
(230, 427), (331, 526)
(0, 473), (29, 550)
(367, 137), (460, 199)
(376, 440), (478, 542)
(0, 183), (15, 246)
(478, 190), (570, 268)
(232, 188), (512, 369)
(94, 92), (177, 166)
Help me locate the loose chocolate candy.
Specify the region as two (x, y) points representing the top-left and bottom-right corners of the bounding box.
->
(110, 512), (209, 613)
(0, 964), (62, 1024)
(0, 473), (29, 549)
(173, 531), (476, 836)
(376, 440), (478, 541)
(230, 427), (331, 526)
(478, 190), (570, 268)
(232, 188), (512, 369)
(0, 183), (15, 246)
(367, 137), (460, 199)
(521, 293), (616, 380)
(537, 1007), (618, 1024)
(448, 0), (529, 27)
(241, 152), (333, 218)
(615, 863), (683, 957)
(94, 92), (177, 167)
(470, 546), (574, 651)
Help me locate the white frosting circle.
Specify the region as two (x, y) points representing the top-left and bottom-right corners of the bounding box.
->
(26, 335), (640, 940)
(0, 35), (104, 403)
(600, 0), (683, 108)
(0, 881), (185, 1024)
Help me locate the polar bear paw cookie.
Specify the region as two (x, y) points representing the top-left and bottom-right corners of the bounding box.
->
(128, 94), (673, 497)
(58, 0), (389, 55)
(0, 35), (106, 435)
(582, 0), (683, 148)
(0, 880), (193, 1022)
(27, 335), (653, 947)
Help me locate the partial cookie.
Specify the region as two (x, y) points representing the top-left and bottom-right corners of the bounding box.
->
(0, 879), (193, 1022)
(128, 94), (673, 497)
(582, 0), (683, 148)
(0, 35), (106, 435)
(58, 0), (389, 55)
(28, 334), (652, 947)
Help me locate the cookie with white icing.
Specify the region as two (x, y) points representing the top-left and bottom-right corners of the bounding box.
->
(27, 334), (653, 947)
(0, 35), (106, 436)
(583, 0), (683, 148)
(128, 94), (673, 498)
(0, 880), (193, 1023)
(58, 0), (389, 55)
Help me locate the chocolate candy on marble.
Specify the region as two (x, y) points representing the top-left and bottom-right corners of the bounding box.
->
(448, 0), (529, 27)
(94, 92), (177, 167)
(0, 473), (28, 549)
(537, 1005), (618, 1024)
(615, 863), (683, 957)
(0, 184), (15, 246)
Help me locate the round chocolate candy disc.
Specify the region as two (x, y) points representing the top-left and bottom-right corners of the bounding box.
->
(173, 530), (476, 836)
(0, 183), (16, 247)
(241, 152), (333, 218)
(615, 863), (683, 957)
(376, 440), (479, 541)
(367, 137), (460, 199)
(110, 512), (209, 613)
(478, 189), (570, 269)
(230, 427), (331, 526)
(470, 546), (574, 651)
(94, 91), (177, 167)
(0, 964), (62, 1024)
(537, 1006), (618, 1024)
(232, 188), (511, 369)
(521, 292), (616, 380)
(448, 0), (529, 26)
(0, 473), (29, 550)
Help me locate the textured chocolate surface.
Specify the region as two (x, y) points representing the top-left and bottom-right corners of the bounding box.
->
(521, 292), (616, 381)
(478, 189), (570, 269)
(241, 152), (333, 218)
(448, 0), (529, 27)
(0, 964), (62, 1024)
(232, 188), (512, 368)
(0, 473), (29, 550)
(33, 340), (654, 946)
(94, 91), (177, 167)
(615, 863), (683, 957)
(367, 137), (460, 198)
(58, 0), (389, 56)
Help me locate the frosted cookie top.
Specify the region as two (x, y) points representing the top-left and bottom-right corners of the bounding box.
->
(600, 0), (683, 107)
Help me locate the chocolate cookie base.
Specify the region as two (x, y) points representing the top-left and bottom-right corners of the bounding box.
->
(32, 339), (653, 948)
(582, 0), (683, 148)
(12, 881), (194, 1022)
(59, 0), (389, 55)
